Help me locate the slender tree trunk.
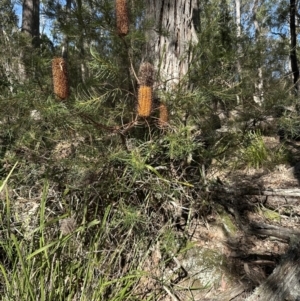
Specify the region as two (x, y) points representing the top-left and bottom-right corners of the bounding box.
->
(62, 0), (72, 59)
(144, 0), (200, 90)
(76, 0), (88, 83)
(19, 0), (40, 81)
(235, 0), (242, 104)
(22, 0), (40, 47)
(290, 0), (299, 96)
(252, 0), (264, 106)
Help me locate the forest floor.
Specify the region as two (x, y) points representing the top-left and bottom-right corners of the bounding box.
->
(155, 136), (300, 301)
(3, 129), (300, 300)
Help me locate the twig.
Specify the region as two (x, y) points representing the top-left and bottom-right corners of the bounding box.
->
(78, 112), (137, 134)
(163, 285), (180, 301)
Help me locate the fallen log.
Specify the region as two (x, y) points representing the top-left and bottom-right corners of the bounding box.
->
(211, 185), (300, 198)
(257, 188), (300, 197)
(245, 238), (300, 301)
(212, 184), (300, 216)
(264, 196), (300, 215)
(249, 221), (300, 241)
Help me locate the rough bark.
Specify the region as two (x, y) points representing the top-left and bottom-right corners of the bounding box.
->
(249, 221), (300, 242)
(144, 0), (200, 90)
(290, 0), (299, 96)
(245, 238), (300, 301)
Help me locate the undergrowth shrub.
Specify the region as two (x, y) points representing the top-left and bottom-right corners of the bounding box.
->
(240, 131), (287, 169)
(0, 174), (188, 300)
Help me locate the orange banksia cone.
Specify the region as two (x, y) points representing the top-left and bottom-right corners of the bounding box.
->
(116, 0), (129, 36)
(158, 103), (168, 127)
(137, 86), (152, 117)
(52, 57), (69, 100)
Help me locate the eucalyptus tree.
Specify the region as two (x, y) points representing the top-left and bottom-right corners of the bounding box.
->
(22, 0), (40, 47)
(289, 0), (299, 95)
(235, 0), (242, 104)
(143, 0), (200, 90)
(18, 0), (40, 82)
(252, 0), (265, 106)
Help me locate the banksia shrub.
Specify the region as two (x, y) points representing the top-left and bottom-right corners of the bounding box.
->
(137, 86), (152, 117)
(116, 0), (129, 36)
(158, 103), (168, 127)
(138, 62), (154, 87)
(52, 57), (69, 100)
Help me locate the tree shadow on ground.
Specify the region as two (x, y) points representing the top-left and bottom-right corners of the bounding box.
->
(201, 146), (300, 300)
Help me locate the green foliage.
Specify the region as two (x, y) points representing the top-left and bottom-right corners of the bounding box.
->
(239, 131), (287, 169)
(0, 189), (140, 300)
(240, 132), (268, 169)
(279, 113), (300, 140)
(1, 0), (300, 298)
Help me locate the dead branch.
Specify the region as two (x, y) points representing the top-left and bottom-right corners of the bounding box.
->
(249, 221), (300, 242)
(212, 184), (300, 198)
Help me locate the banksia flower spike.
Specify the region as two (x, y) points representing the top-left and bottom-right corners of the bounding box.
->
(158, 103), (168, 127)
(137, 62), (154, 117)
(52, 57), (69, 100)
(138, 86), (152, 117)
(116, 0), (129, 37)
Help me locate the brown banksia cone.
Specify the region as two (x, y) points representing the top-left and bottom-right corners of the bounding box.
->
(52, 57), (69, 100)
(116, 0), (129, 36)
(137, 86), (152, 117)
(158, 103), (168, 127)
(138, 62), (154, 86)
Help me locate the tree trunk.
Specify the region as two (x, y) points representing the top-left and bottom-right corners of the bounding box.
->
(20, 0), (40, 81)
(144, 0), (200, 90)
(290, 0), (299, 96)
(235, 0), (242, 104)
(76, 0), (88, 83)
(62, 0), (72, 59)
(22, 0), (40, 47)
(252, 0), (264, 106)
